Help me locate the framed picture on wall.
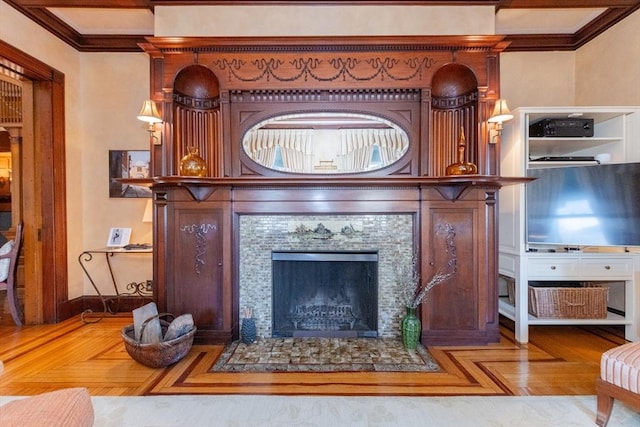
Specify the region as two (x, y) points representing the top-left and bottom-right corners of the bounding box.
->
(108, 150), (151, 198)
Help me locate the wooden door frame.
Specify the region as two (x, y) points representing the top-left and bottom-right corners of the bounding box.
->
(0, 40), (68, 324)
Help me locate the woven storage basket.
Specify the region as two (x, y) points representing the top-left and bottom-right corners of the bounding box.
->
(528, 285), (608, 319)
(505, 276), (516, 305)
(121, 316), (196, 368)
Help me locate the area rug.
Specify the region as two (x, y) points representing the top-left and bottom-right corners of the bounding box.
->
(3, 395), (638, 427)
(211, 337), (440, 372)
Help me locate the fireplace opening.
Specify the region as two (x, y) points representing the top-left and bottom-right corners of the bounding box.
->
(272, 251), (378, 338)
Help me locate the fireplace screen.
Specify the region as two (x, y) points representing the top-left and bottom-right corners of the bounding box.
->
(272, 251), (378, 338)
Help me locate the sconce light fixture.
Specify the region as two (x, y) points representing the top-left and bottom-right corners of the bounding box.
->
(142, 199), (153, 223)
(488, 99), (514, 143)
(137, 100), (163, 145)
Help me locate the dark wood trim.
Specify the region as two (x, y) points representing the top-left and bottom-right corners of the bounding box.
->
(503, 4), (640, 51)
(502, 34), (579, 52)
(152, 176), (529, 201)
(0, 40), (55, 80)
(6, 1), (640, 52)
(48, 71), (69, 321)
(0, 42), (68, 324)
(59, 296), (154, 320)
(144, 35), (508, 50)
(4, 4), (150, 53)
(499, 0), (638, 8)
(574, 3), (640, 46)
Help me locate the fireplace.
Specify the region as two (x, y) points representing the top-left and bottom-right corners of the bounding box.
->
(272, 251), (378, 338)
(239, 214), (414, 339)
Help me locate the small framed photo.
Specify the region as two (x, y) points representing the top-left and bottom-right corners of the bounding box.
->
(109, 150), (151, 198)
(107, 227), (132, 247)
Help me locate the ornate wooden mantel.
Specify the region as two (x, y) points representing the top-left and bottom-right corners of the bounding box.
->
(144, 35), (517, 345)
(141, 35), (508, 178)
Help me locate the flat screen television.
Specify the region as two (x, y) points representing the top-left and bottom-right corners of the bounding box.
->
(526, 162), (640, 248)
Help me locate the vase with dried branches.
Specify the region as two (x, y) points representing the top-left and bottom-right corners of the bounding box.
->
(395, 224), (457, 350)
(240, 307), (257, 345)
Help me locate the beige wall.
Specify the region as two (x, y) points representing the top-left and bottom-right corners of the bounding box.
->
(155, 5), (495, 37)
(1, 2), (85, 298)
(0, 2), (152, 298)
(500, 8), (640, 109)
(78, 53), (153, 295)
(1, 2), (639, 303)
(575, 8), (640, 106)
(500, 51), (576, 109)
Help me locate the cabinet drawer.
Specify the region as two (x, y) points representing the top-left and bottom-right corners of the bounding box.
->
(528, 259), (578, 278)
(580, 258), (633, 278)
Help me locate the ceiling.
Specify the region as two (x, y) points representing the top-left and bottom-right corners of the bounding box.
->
(4, 1), (640, 52)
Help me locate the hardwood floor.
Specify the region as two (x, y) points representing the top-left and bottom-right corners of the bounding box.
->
(0, 315), (628, 397)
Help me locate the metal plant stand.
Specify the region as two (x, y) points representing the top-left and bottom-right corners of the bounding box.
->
(78, 247), (153, 323)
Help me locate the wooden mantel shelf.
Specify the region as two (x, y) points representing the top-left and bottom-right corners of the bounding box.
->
(152, 175), (531, 202)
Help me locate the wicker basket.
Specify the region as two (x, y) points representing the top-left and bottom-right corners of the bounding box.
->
(504, 276), (516, 305)
(528, 285), (608, 319)
(121, 316), (196, 368)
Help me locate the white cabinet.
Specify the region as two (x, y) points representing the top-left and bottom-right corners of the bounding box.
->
(498, 106), (640, 343)
(527, 258), (578, 277)
(524, 108), (639, 169)
(499, 253), (638, 343)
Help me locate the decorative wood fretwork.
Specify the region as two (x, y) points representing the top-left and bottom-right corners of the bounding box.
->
(145, 36), (505, 90)
(212, 55), (439, 84)
(228, 88), (422, 104)
(180, 223), (219, 275)
(0, 79), (22, 125)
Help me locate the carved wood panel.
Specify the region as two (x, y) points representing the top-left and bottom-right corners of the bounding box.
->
(154, 186), (233, 344)
(420, 187), (499, 346)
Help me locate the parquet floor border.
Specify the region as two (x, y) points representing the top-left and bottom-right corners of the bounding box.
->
(0, 315), (627, 397)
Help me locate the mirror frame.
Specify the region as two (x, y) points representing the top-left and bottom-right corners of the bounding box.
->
(241, 111), (411, 175)
(230, 90), (422, 178)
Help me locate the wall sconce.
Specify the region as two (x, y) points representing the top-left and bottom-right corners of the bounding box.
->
(137, 100), (163, 145)
(488, 99), (514, 144)
(142, 199), (153, 223)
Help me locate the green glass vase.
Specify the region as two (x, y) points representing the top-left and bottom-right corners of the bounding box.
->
(401, 306), (421, 350)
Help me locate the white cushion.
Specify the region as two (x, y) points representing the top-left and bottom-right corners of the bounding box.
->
(0, 240), (14, 282)
(600, 341), (640, 394)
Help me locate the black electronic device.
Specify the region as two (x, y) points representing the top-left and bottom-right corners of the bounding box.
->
(526, 162), (640, 247)
(531, 156), (597, 162)
(529, 118), (594, 137)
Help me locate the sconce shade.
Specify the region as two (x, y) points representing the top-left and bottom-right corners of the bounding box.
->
(488, 99), (514, 124)
(137, 100), (162, 124)
(142, 199), (153, 223)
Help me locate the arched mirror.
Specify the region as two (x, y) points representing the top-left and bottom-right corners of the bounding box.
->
(242, 112), (410, 174)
